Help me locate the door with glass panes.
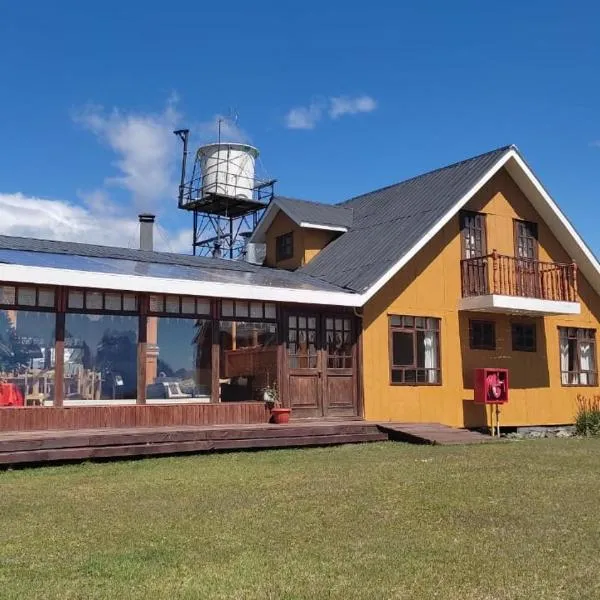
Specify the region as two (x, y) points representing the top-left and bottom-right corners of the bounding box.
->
(284, 311), (358, 418)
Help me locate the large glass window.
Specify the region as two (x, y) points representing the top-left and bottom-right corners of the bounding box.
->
(219, 320), (277, 402)
(559, 327), (597, 386)
(0, 309), (56, 406)
(146, 317), (212, 402)
(389, 315), (441, 384)
(64, 314), (138, 403)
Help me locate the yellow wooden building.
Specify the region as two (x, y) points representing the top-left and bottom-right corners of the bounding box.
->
(252, 145), (600, 428)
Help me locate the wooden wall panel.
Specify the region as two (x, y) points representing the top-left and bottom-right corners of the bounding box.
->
(0, 403), (270, 432)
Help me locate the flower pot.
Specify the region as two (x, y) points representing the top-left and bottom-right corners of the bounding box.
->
(270, 407), (291, 424)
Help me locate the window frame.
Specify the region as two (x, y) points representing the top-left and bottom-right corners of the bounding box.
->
(460, 211), (488, 259)
(514, 219), (539, 260)
(469, 319), (496, 350)
(275, 232), (294, 262)
(559, 327), (598, 387)
(511, 322), (537, 352)
(388, 315), (441, 386)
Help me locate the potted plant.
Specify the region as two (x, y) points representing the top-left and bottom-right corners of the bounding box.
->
(262, 380), (291, 424)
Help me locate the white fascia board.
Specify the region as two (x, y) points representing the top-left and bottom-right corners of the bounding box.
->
(459, 294), (581, 315)
(357, 149), (515, 305)
(299, 222), (348, 232)
(505, 154), (600, 296)
(0, 263), (362, 307)
(248, 203), (279, 243)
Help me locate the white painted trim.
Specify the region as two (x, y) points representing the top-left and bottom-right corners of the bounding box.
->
(249, 202), (279, 243)
(359, 150), (515, 302)
(299, 222), (348, 232)
(0, 263), (362, 307)
(458, 294), (581, 315)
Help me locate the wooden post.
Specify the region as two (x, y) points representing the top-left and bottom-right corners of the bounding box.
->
(491, 250), (499, 295)
(137, 294), (148, 405)
(53, 289), (66, 407)
(572, 262), (578, 302)
(211, 299), (220, 403)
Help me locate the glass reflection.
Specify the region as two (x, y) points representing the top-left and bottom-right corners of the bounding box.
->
(219, 321), (277, 401)
(0, 310), (55, 406)
(64, 314), (138, 403)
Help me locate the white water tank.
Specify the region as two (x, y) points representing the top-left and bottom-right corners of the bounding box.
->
(198, 143), (259, 200)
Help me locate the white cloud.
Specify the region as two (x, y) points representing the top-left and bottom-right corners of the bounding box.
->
(73, 96), (180, 209)
(329, 95), (377, 119)
(0, 192), (190, 253)
(285, 95), (377, 129)
(590, 140), (600, 148)
(285, 102), (325, 130)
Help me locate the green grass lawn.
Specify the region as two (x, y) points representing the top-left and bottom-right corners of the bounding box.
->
(1, 439), (600, 600)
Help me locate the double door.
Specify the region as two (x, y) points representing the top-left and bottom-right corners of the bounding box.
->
(283, 311), (359, 418)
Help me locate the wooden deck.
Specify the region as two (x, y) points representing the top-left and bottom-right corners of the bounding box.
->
(378, 422), (493, 445)
(0, 421), (493, 466)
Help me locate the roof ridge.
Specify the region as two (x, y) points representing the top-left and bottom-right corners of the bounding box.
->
(276, 195), (351, 210)
(336, 145), (514, 207)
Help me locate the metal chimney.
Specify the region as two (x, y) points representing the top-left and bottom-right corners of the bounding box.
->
(138, 214), (155, 251)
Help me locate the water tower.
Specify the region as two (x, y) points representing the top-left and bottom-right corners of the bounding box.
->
(174, 123), (275, 258)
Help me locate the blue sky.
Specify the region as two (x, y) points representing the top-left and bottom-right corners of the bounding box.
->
(1, 0), (599, 253)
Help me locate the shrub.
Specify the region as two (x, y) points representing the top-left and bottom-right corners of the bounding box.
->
(575, 394), (600, 437)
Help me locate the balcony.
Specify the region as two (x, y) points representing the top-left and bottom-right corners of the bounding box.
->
(459, 251), (580, 315)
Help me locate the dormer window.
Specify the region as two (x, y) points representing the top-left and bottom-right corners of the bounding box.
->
(276, 232), (294, 261)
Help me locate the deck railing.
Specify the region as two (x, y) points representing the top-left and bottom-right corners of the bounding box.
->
(460, 251), (578, 302)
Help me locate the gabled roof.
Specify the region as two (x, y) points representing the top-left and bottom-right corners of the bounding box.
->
(297, 144), (600, 304)
(251, 196), (353, 242)
(300, 146), (511, 293)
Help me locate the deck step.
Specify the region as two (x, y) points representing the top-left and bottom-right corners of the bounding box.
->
(377, 422), (493, 446)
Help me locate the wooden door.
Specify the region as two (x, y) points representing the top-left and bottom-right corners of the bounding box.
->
(514, 220), (539, 297)
(285, 312), (322, 418)
(460, 212), (488, 295)
(322, 315), (357, 417)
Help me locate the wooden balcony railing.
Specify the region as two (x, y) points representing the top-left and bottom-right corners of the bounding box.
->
(460, 251), (578, 302)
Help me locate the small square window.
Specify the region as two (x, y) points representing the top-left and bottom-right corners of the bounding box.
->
(165, 296), (180, 313)
(265, 303), (276, 319)
(235, 301), (249, 318)
(196, 299), (211, 315)
(181, 297), (196, 314)
(68, 290), (84, 309)
(221, 300), (234, 317)
(86, 291), (103, 310)
(149, 295), (163, 313)
(469, 320), (495, 350)
(38, 288), (55, 308)
(250, 302), (263, 319)
(123, 294), (137, 312)
(17, 287), (36, 306)
(276, 232), (294, 262)
(105, 293), (122, 311)
(0, 286), (16, 305)
(512, 323), (536, 352)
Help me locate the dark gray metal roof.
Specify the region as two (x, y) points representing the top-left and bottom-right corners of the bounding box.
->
(0, 235), (348, 293)
(274, 196), (353, 229)
(300, 146), (513, 292)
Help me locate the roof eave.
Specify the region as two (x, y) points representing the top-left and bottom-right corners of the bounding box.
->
(0, 262), (362, 307)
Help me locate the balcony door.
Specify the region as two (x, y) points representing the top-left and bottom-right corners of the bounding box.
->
(514, 220), (539, 297)
(460, 212), (488, 295)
